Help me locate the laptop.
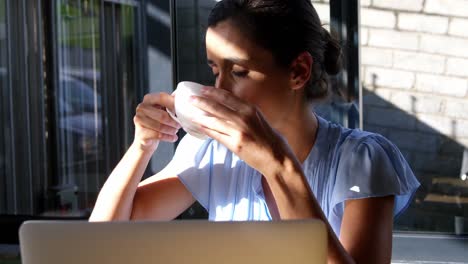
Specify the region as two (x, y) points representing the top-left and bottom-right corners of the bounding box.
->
(19, 220), (327, 264)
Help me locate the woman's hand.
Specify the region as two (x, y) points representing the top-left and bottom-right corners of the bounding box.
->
(190, 87), (294, 176)
(133, 92), (181, 152)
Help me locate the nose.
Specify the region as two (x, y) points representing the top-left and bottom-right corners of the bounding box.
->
(215, 72), (232, 92)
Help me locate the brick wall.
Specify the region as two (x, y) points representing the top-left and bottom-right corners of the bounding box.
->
(312, 0), (468, 231)
(314, 0), (468, 184)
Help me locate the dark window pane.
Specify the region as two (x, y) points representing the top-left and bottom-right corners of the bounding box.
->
(49, 0), (103, 217)
(117, 4), (138, 148)
(175, 0), (215, 86)
(0, 0), (10, 214)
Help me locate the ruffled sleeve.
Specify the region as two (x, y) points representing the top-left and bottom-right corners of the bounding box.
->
(330, 133), (420, 220)
(161, 134), (213, 209)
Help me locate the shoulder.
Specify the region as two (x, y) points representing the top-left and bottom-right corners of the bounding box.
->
(320, 117), (396, 158)
(332, 126), (406, 174)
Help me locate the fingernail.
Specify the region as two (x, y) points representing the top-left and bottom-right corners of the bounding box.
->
(201, 87), (209, 93)
(189, 95), (198, 102)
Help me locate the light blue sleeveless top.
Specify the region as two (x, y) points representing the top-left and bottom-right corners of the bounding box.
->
(164, 115), (420, 236)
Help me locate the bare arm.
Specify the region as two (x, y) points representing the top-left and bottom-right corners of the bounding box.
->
(130, 170), (195, 220)
(89, 92), (194, 222)
(89, 143), (155, 221)
(89, 142), (195, 222)
(340, 196), (394, 264)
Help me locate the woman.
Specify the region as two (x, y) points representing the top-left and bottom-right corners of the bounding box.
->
(90, 0), (420, 263)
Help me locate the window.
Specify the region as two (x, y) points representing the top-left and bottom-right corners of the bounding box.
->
(46, 0), (143, 216)
(0, 0), (145, 219)
(49, 0), (104, 216)
(0, 0), (9, 213)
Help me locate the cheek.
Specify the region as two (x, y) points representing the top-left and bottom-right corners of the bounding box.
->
(233, 78), (289, 109)
(229, 69), (291, 108)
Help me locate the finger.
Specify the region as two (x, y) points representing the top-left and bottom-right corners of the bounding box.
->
(191, 115), (237, 136)
(197, 125), (233, 148)
(157, 132), (179, 142)
(139, 123), (178, 142)
(138, 104), (181, 129)
(201, 87), (250, 113)
(143, 92), (175, 112)
(135, 113), (179, 135)
(190, 96), (239, 122)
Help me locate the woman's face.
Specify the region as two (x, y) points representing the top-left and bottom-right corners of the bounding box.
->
(205, 19), (299, 126)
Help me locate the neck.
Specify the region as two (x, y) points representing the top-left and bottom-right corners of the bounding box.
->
(273, 102), (318, 163)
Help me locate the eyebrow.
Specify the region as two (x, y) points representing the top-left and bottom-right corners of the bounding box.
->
(207, 57), (249, 66)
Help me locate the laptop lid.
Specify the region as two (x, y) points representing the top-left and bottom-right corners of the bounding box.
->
(19, 220), (327, 264)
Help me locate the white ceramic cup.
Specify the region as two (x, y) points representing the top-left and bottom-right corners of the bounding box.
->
(167, 81), (209, 140)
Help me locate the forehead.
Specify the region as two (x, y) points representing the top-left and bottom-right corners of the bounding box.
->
(205, 20), (273, 64)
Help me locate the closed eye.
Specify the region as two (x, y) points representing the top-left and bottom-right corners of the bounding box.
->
(232, 70), (249, 77)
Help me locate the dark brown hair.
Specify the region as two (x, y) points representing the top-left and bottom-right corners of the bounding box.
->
(208, 0), (343, 100)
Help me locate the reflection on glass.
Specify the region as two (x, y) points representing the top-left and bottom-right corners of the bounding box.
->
(176, 0), (216, 85)
(50, 0), (139, 217)
(0, 0), (8, 214)
(51, 0), (103, 217)
(117, 4), (138, 148)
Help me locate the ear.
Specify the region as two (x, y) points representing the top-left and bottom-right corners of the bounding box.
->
(289, 51), (313, 91)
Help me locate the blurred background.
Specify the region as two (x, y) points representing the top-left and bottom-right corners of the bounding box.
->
(0, 0), (467, 263)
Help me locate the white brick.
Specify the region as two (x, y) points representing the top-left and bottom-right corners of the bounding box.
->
(365, 67), (415, 89)
(425, 0), (468, 18)
(394, 51), (445, 74)
(360, 0), (371, 7)
(373, 0), (424, 11)
(460, 139), (468, 148)
(391, 92), (443, 114)
(314, 3), (330, 23)
(388, 92), (417, 112)
(414, 97), (444, 114)
(447, 58), (468, 77)
(398, 13), (449, 34)
(415, 73), (468, 97)
(361, 27), (369, 45)
(449, 18), (468, 37)
(417, 114), (453, 135)
(368, 29), (419, 51)
(421, 35), (468, 59)
(455, 119), (468, 138)
(361, 47), (393, 67)
(361, 8), (396, 29)
(374, 88), (394, 101)
(445, 99), (468, 119)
